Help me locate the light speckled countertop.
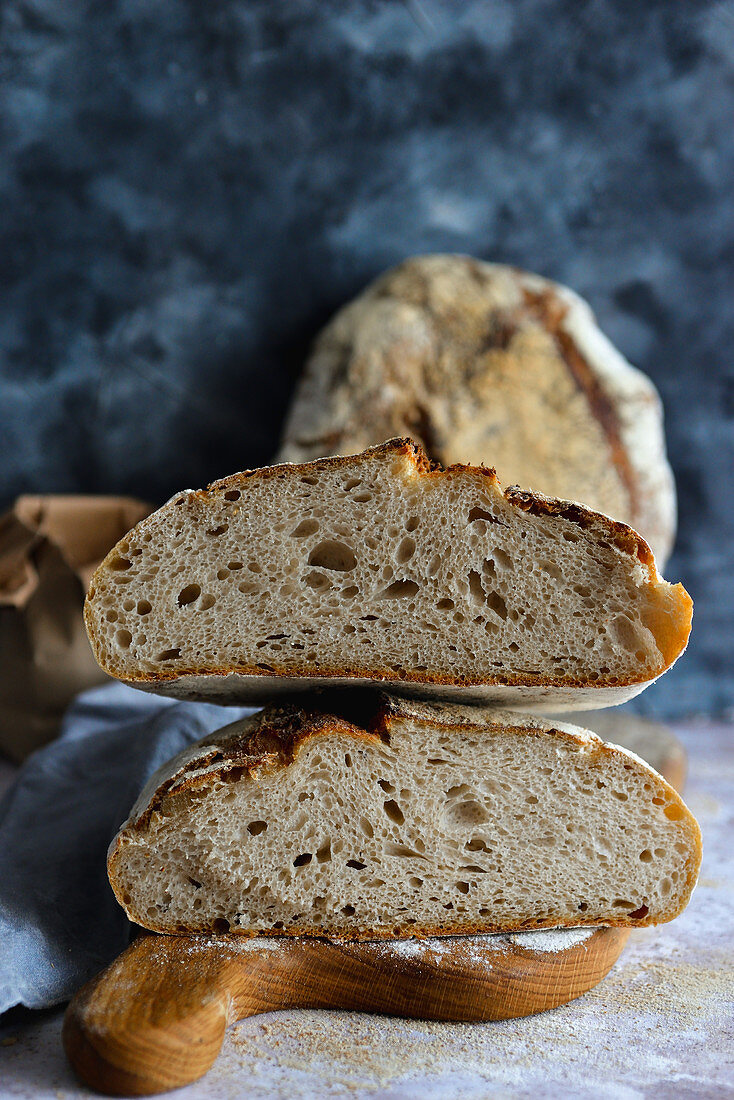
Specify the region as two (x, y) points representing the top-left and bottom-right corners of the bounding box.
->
(2, 721), (732, 1100)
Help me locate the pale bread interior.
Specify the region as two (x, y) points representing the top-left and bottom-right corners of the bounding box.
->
(108, 701), (701, 939)
(85, 442), (691, 702)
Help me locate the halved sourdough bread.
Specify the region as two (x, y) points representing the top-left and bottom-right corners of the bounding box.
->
(84, 440), (692, 710)
(277, 255), (677, 566)
(107, 695), (702, 938)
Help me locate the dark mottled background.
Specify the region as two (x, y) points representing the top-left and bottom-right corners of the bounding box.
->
(1, 1), (732, 716)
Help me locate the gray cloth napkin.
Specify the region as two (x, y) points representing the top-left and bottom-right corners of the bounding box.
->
(0, 682), (252, 1013)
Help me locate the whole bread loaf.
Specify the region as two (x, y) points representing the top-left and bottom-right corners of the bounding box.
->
(277, 255), (676, 566)
(84, 440), (691, 710)
(108, 694), (702, 938)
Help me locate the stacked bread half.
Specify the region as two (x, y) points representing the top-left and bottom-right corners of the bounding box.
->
(87, 440), (700, 940)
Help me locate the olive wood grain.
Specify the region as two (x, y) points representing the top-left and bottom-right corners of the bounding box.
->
(63, 729), (685, 1096)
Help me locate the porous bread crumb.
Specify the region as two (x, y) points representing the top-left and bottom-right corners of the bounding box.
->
(85, 439), (691, 708)
(216, 722), (732, 1100)
(108, 699), (701, 938)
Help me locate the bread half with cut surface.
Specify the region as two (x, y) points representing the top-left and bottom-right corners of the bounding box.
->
(107, 694), (702, 939)
(84, 439), (692, 711)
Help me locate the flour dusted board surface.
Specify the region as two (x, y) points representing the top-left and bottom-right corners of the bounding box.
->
(61, 925), (632, 1094)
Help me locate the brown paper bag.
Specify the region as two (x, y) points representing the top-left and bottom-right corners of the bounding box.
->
(0, 495), (151, 762)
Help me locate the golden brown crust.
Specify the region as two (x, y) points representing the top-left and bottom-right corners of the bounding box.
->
(503, 485), (656, 567)
(208, 437), (441, 494)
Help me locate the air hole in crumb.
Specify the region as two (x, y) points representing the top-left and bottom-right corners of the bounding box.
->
(383, 800), (404, 825)
(577, 902), (588, 912)
(212, 918), (230, 932)
(177, 584), (201, 606)
(664, 803), (685, 821)
(223, 490), (240, 501)
(109, 556), (132, 571)
(384, 842), (426, 859)
(308, 540), (356, 571)
(136, 600), (152, 615)
(396, 537), (416, 564)
(378, 579), (419, 599)
(347, 859), (366, 870)
(291, 519), (320, 538)
(456, 881), (470, 894)
(199, 594), (216, 610)
(487, 590), (508, 620)
(359, 817), (374, 838)
(206, 524), (228, 537)
(406, 516), (419, 532)
(341, 905), (356, 916)
(437, 598), (454, 610)
(305, 571), (331, 592)
(156, 648), (181, 661)
(316, 840), (332, 863)
(629, 905), (649, 920)
(116, 629), (132, 649)
(293, 853), (312, 867)
(187, 876), (202, 889)
(247, 821), (268, 836)
(446, 800), (490, 828)
(468, 507), (495, 523)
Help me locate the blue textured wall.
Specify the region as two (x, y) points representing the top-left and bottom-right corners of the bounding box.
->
(1, 1), (732, 716)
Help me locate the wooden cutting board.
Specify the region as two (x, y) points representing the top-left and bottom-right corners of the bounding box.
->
(63, 722), (685, 1097)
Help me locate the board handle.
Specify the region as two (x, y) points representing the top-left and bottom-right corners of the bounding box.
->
(63, 933), (251, 1096)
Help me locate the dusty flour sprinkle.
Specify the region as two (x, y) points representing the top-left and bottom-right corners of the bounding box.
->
(507, 927), (596, 952)
(161, 926), (596, 963)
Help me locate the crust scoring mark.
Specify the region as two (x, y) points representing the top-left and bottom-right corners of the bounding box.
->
(521, 288), (639, 525)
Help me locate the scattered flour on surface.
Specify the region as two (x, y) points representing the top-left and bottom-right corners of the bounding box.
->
(507, 927), (597, 952)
